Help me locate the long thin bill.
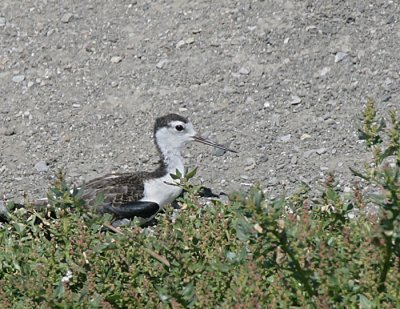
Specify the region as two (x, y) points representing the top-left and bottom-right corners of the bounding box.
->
(192, 135), (237, 153)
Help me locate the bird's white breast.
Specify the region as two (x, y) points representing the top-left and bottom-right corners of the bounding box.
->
(141, 173), (183, 208)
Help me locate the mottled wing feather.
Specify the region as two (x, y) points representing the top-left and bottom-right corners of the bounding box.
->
(82, 172), (148, 210)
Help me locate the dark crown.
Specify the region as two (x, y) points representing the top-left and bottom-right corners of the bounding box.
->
(154, 114), (189, 134)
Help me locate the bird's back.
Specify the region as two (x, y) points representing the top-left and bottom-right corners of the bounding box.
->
(82, 171), (149, 210)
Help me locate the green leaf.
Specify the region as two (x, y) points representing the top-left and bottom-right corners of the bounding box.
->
(94, 192), (105, 207)
(182, 282), (195, 301)
(349, 167), (370, 180)
(170, 169), (182, 179)
(217, 263), (230, 272)
(53, 281), (65, 299)
(249, 185), (265, 209)
(381, 146), (397, 161)
(378, 117), (386, 131)
(186, 167), (198, 179)
(12, 260), (21, 272)
(327, 237), (335, 246)
(359, 294), (373, 309)
(236, 216), (252, 241)
(368, 193), (385, 206)
(326, 187), (339, 203)
(226, 251), (237, 263)
(157, 288), (171, 302)
(13, 222), (26, 234)
(358, 129), (369, 141)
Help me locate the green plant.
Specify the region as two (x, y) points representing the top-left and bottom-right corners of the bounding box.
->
(351, 98), (400, 293)
(0, 101), (399, 307)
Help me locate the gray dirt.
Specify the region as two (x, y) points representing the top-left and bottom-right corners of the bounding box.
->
(1, 0), (399, 203)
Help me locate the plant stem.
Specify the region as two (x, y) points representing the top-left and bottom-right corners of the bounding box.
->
(378, 187), (398, 293)
(378, 234), (392, 293)
(271, 230), (316, 298)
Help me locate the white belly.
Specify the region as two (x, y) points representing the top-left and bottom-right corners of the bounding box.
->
(141, 174), (183, 208)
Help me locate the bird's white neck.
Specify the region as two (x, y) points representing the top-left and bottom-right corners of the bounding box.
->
(161, 148), (185, 176)
(154, 127), (188, 177)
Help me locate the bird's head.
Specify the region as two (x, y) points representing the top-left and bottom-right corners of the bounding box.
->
(154, 114), (237, 154)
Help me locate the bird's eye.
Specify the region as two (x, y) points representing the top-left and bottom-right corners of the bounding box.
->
(175, 125), (184, 132)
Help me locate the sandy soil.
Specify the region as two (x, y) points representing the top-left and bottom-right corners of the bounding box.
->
(1, 0), (399, 203)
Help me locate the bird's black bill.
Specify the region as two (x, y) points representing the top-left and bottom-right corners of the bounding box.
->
(192, 135), (237, 153)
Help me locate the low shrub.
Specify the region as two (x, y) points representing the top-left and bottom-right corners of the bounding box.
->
(0, 100), (399, 307)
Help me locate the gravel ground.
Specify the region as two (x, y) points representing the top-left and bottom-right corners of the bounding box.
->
(1, 0), (399, 204)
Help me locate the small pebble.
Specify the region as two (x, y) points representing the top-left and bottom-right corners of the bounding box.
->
(61, 13), (73, 23)
(14, 47), (23, 53)
(335, 52), (348, 63)
(347, 211), (357, 220)
(316, 148), (327, 155)
(110, 56), (122, 63)
(253, 223), (263, 233)
(244, 158), (256, 171)
(269, 177), (279, 186)
(239, 67), (250, 75)
(176, 40), (186, 48)
(0, 128), (16, 136)
(290, 95), (302, 105)
(210, 42), (220, 47)
(35, 161), (49, 172)
(276, 164), (285, 170)
(306, 25), (317, 31)
(278, 134), (291, 143)
(12, 75), (25, 83)
(0, 17), (6, 27)
(46, 29), (55, 36)
(176, 37), (195, 48)
(263, 101), (271, 108)
(213, 147), (226, 157)
(245, 96), (254, 104)
(320, 67), (330, 76)
(112, 218), (131, 228)
(156, 59), (168, 69)
(322, 113), (331, 120)
(303, 149), (315, 157)
(343, 187), (352, 193)
(300, 133), (311, 140)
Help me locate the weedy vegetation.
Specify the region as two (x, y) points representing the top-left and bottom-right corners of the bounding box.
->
(0, 100), (399, 308)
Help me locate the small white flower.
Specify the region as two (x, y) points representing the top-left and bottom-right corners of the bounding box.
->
(61, 269), (73, 283)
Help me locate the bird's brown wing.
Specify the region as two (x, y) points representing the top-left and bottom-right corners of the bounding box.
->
(82, 173), (143, 206)
(81, 172), (159, 217)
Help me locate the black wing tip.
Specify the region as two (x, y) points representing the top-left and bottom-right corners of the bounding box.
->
(98, 201), (160, 220)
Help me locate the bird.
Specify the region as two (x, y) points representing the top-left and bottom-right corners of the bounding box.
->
(76, 113), (236, 225)
(0, 114), (236, 225)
